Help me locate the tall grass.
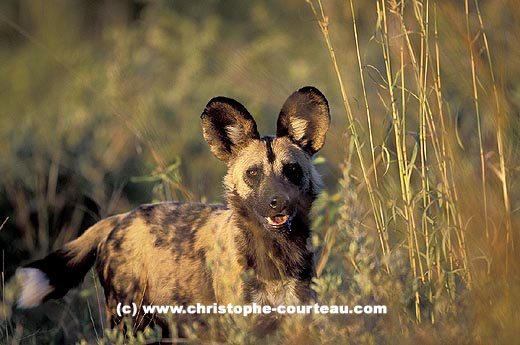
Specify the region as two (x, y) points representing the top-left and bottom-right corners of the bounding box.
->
(308, 0), (519, 341)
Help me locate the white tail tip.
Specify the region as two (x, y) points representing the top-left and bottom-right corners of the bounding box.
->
(16, 268), (55, 308)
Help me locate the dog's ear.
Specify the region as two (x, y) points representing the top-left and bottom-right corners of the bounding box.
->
(201, 97), (260, 163)
(276, 86), (330, 155)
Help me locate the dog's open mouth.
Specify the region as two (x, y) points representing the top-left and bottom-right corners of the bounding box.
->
(265, 214), (290, 227)
(265, 214), (291, 229)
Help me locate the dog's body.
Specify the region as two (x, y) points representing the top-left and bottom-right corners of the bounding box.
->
(16, 87), (330, 335)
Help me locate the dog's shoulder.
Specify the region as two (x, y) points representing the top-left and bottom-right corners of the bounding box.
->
(101, 201), (229, 252)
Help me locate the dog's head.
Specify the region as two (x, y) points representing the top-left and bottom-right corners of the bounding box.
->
(201, 87), (330, 234)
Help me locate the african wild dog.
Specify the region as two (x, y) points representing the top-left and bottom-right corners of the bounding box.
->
(16, 86), (330, 335)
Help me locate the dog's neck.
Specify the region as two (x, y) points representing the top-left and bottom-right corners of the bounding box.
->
(226, 191), (313, 281)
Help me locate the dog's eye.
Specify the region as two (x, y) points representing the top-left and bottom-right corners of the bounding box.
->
(247, 168), (259, 177)
(283, 163), (303, 186)
(244, 167), (261, 188)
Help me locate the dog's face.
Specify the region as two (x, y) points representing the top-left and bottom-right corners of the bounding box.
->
(201, 87), (330, 233)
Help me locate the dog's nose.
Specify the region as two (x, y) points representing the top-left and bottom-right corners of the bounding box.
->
(269, 194), (289, 212)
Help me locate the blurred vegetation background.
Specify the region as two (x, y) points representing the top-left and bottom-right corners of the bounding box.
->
(0, 0), (519, 344)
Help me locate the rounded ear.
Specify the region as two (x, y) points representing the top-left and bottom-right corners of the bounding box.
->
(276, 86), (330, 155)
(201, 97), (260, 163)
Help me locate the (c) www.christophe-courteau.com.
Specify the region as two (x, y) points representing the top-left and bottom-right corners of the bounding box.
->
(116, 302), (388, 317)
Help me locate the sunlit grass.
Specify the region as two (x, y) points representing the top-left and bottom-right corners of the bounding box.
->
(307, 0), (519, 343)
